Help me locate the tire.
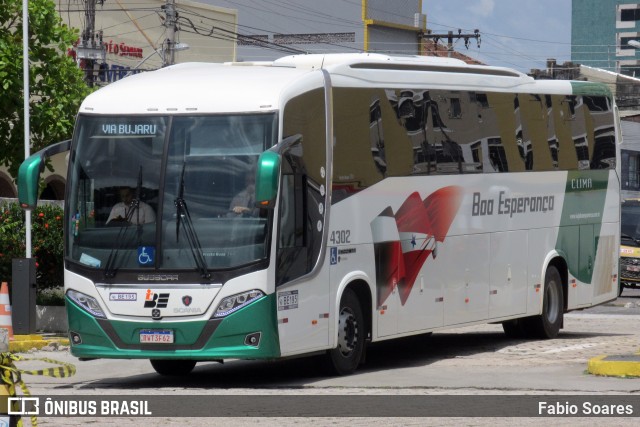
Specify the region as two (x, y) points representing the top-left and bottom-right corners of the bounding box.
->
(150, 359), (197, 376)
(524, 265), (563, 339)
(324, 288), (365, 376)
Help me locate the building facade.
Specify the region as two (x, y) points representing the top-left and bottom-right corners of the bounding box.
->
(197, 0), (425, 61)
(572, 65), (640, 199)
(62, 0), (238, 86)
(572, 0), (640, 76)
(572, 1), (640, 198)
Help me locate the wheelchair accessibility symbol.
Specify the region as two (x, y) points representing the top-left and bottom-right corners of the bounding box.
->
(138, 246), (155, 266)
(330, 247), (338, 265)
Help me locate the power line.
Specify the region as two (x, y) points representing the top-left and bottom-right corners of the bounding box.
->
(421, 29), (481, 57)
(178, 15), (308, 55)
(176, 6), (364, 55)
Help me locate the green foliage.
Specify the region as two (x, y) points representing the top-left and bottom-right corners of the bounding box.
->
(36, 286), (64, 306)
(0, 0), (90, 179)
(0, 202), (64, 290)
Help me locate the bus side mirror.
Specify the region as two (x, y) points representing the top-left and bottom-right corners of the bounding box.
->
(254, 134), (302, 209)
(18, 139), (71, 210)
(255, 151), (281, 209)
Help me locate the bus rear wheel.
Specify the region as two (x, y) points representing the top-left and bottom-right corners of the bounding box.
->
(524, 265), (563, 339)
(150, 359), (197, 376)
(324, 289), (364, 376)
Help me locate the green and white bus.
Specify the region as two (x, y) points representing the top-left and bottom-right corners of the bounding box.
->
(19, 54), (621, 375)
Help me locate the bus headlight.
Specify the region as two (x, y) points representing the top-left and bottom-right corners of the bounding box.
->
(214, 290), (264, 318)
(67, 289), (106, 319)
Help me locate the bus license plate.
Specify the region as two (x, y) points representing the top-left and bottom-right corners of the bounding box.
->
(140, 329), (174, 344)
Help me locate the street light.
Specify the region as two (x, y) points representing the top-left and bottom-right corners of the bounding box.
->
(162, 41), (189, 67)
(173, 42), (190, 51)
(22, 0), (31, 259)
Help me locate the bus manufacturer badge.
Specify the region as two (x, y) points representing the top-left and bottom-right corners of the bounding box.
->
(182, 295), (192, 306)
(144, 290), (169, 308)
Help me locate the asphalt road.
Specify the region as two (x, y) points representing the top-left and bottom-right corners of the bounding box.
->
(9, 289), (640, 426)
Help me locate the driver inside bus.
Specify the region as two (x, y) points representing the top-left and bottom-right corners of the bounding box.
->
(107, 186), (156, 225)
(228, 172), (257, 217)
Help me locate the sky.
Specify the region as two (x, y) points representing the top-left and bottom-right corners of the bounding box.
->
(424, 0), (572, 73)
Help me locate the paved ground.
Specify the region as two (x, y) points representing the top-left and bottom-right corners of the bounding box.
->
(5, 290), (640, 426)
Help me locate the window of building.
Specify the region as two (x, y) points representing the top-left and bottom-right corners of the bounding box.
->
(470, 92), (489, 108)
(621, 63), (640, 77)
(621, 36), (640, 48)
(449, 98), (462, 118)
(621, 7), (640, 22)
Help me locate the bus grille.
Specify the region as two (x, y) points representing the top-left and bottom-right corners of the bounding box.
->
(620, 256), (640, 282)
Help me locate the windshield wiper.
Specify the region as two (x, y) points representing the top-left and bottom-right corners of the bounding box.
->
(104, 167), (144, 278)
(175, 162), (211, 280)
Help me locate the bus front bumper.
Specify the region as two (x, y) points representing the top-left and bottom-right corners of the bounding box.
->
(66, 294), (281, 360)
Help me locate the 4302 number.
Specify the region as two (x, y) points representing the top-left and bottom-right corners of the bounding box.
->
(330, 229), (351, 244)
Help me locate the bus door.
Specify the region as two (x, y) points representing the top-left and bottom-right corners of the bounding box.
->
(275, 87), (331, 355)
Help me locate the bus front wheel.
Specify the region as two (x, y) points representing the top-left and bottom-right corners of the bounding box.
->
(324, 289), (364, 376)
(150, 359), (197, 376)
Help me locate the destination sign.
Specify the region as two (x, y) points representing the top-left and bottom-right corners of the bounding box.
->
(101, 124), (158, 136)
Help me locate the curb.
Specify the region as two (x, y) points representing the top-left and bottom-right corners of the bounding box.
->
(587, 354), (640, 378)
(9, 334), (70, 353)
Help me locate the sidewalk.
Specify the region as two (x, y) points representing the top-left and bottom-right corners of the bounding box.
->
(6, 333), (69, 353)
(581, 311), (640, 378)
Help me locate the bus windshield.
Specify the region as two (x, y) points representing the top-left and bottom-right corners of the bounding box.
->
(66, 114), (277, 274)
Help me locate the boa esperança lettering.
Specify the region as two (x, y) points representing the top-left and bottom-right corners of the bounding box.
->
(472, 191), (554, 218)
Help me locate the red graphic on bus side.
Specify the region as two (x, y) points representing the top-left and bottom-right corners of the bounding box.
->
(371, 186), (463, 306)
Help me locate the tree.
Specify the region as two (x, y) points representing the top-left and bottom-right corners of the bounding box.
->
(0, 0), (90, 179)
(0, 201), (64, 291)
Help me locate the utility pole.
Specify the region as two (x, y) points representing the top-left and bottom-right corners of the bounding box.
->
(421, 29), (481, 58)
(77, 0), (105, 86)
(162, 0), (179, 66)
